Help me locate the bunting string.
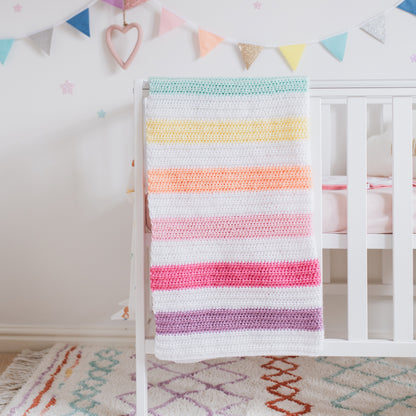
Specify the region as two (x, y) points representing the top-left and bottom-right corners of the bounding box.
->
(0, 0), (412, 69)
(150, 0), (403, 47)
(0, 0), (99, 39)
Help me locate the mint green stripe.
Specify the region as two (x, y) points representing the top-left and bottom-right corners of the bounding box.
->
(149, 77), (309, 95)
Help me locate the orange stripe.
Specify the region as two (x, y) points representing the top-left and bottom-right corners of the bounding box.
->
(23, 346), (76, 416)
(148, 166), (311, 193)
(40, 397), (57, 415)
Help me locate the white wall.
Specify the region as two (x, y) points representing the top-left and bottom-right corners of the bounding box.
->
(1, 1), (416, 341)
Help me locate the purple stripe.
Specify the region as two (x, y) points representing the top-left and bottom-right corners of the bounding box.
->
(155, 308), (323, 335)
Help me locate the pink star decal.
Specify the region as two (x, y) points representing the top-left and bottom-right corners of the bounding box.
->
(410, 54), (416, 63)
(60, 80), (74, 95)
(13, 4), (22, 12)
(253, 1), (262, 9)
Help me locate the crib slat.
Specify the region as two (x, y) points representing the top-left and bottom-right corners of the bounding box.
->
(310, 97), (323, 276)
(322, 104), (332, 177)
(347, 97), (368, 341)
(392, 96), (414, 342)
(134, 80), (148, 415)
(321, 104), (331, 284)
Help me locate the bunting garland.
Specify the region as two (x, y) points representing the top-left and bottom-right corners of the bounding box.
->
(0, 39), (14, 64)
(67, 9), (91, 37)
(238, 43), (264, 69)
(360, 15), (386, 43)
(398, 0), (416, 15)
(279, 44), (306, 71)
(321, 33), (348, 61)
(198, 29), (223, 57)
(28, 29), (54, 55)
(159, 8), (185, 36)
(0, 0), (97, 65)
(0, 0), (412, 69)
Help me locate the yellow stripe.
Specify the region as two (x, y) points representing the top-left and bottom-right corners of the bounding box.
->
(146, 117), (308, 144)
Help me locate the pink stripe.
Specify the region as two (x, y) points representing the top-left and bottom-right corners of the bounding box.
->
(151, 259), (321, 290)
(151, 214), (312, 240)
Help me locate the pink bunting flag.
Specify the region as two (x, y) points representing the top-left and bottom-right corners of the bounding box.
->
(159, 8), (185, 36)
(198, 29), (223, 57)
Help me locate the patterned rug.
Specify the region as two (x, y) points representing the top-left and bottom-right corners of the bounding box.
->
(1, 344), (416, 415)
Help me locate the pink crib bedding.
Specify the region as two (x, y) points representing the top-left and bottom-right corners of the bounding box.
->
(322, 176), (416, 233)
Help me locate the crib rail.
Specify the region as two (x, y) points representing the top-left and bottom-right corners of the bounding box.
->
(309, 84), (416, 352)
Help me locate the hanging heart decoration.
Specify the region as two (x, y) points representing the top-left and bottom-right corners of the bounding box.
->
(106, 23), (143, 70)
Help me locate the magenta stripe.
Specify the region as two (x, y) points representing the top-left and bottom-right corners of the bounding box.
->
(151, 213), (312, 240)
(155, 308), (323, 335)
(151, 259), (321, 290)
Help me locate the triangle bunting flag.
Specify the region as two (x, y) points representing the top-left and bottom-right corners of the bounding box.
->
(198, 29), (223, 57)
(279, 44), (306, 71)
(238, 43), (263, 69)
(361, 15), (385, 43)
(0, 39), (14, 64)
(159, 8), (185, 36)
(321, 33), (348, 61)
(67, 9), (91, 37)
(29, 28), (54, 55)
(101, 0), (124, 8)
(102, 0), (148, 9)
(398, 0), (416, 15)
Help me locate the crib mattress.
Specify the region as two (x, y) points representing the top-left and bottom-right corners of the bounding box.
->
(323, 183), (416, 234)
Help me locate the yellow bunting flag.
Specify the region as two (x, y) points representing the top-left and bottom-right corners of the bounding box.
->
(198, 29), (224, 57)
(238, 43), (264, 70)
(279, 44), (306, 71)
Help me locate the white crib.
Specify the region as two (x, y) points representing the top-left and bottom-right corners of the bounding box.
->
(132, 79), (416, 414)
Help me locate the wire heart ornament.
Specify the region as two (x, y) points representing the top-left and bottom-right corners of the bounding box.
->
(106, 23), (143, 70)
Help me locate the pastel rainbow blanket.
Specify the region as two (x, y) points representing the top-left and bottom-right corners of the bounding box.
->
(146, 77), (323, 361)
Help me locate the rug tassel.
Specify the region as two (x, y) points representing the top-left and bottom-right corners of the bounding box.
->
(0, 348), (50, 411)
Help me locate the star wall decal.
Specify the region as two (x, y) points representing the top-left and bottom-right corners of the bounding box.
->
(13, 4), (22, 12)
(410, 54), (416, 63)
(97, 109), (106, 118)
(60, 80), (74, 95)
(253, 1), (262, 10)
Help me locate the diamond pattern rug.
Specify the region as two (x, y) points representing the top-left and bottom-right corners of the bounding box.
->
(1, 344), (416, 415)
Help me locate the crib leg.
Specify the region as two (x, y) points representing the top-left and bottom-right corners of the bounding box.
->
(134, 79), (148, 415)
(136, 306), (147, 415)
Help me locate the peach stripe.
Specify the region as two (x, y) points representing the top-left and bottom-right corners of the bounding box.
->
(148, 166), (312, 193)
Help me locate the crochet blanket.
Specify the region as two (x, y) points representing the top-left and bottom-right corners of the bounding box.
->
(146, 77), (323, 361)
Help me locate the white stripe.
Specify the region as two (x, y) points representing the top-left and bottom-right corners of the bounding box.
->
(146, 141), (311, 169)
(145, 93), (308, 120)
(150, 237), (317, 266)
(152, 286), (322, 313)
(155, 330), (323, 361)
(148, 190), (312, 218)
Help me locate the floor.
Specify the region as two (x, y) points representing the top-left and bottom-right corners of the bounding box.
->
(0, 353), (17, 376)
